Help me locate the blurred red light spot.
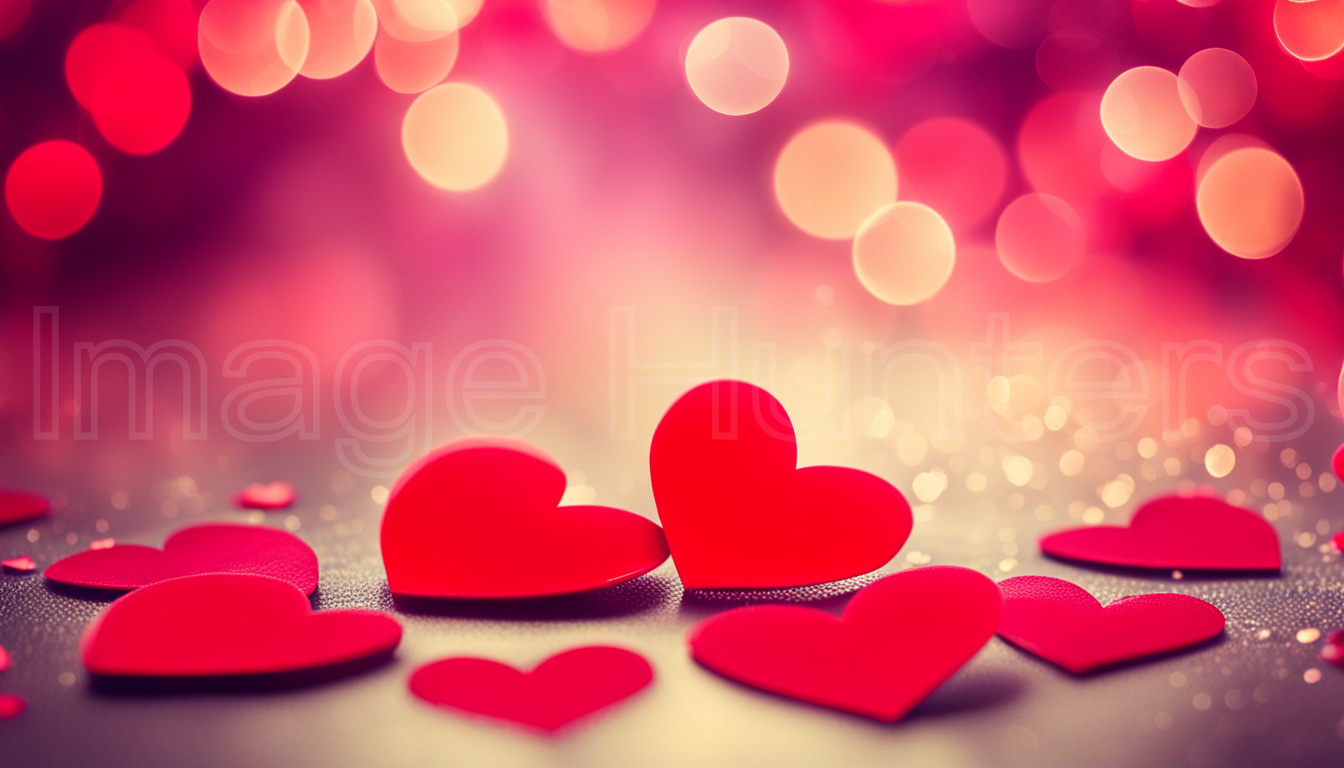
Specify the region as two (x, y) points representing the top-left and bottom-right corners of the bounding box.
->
(64, 22), (158, 108)
(90, 53), (191, 155)
(0, 693), (25, 719)
(374, 24), (459, 93)
(1273, 0), (1344, 62)
(114, 0), (200, 70)
(995, 193), (1085, 283)
(0, 0), (31, 41)
(1018, 91), (1108, 201)
(4, 141), (102, 240)
(895, 117), (1006, 232)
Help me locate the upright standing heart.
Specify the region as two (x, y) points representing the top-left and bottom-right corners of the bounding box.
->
(381, 439), (669, 598)
(1039, 494), (1280, 571)
(44, 523), (319, 594)
(409, 646), (654, 733)
(82, 573), (402, 678)
(650, 380), (912, 589)
(688, 566), (1001, 721)
(997, 575), (1225, 673)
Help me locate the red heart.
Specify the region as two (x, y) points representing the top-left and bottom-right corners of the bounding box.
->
(650, 380), (912, 589)
(44, 523), (318, 594)
(0, 489), (49, 526)
(997, 575), (1225, 674)
(688, 566), (1000, 721)
(235, 481), (297, 510)
(82, 573), (402, 677)
(2, 556), (36, 572)
(1039, 494), (1280, 571)
(409, 646), (653, 733)
(381, 440), (669, 598)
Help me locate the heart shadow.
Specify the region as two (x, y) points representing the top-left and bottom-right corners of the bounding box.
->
(89, 649), (397, 696)
(391, 573), (677, 621)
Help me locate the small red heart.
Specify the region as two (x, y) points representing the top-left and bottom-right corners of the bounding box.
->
(82, 573), (402, 677)
(1039, 494), (1280, 571)
(234, 481), (297, 510)
(44, 524), (319, 594)
(688, 566), (1001, 721)
(650, 380), (912, 589)
(997, 575), (1225, 674)
(381, 440), (669, 598)
(2, 556), (36, 572)
(0, 489), (49, 526)
(409, 646), (653, 733)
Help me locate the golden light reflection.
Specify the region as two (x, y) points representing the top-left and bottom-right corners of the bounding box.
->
(1177, 48), (1256, 129)
(1101, 66), (1197, 162)
(1196, 147), (1303, 259)
(1273, 0), (1344, 62)
(198, 0), (310, 97)
(1003, 455), (1033, 486)
(994, 193), (1084, 283)
(372, 0), (476, 42)
(851, 202), (955, 306)
(684, 17), (788, 116)
(297, 0), (377, 79)
(542, 0), (655, 54)
(1059, 450), (1084, 477)
(774, 120), (896, 239)
(374, 25), (459, 93)
(895, 117), (1006, 232)
(1205, 443), (1235, 478)
(402, 82), (507, 191)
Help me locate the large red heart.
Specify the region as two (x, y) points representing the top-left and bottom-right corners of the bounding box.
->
(82, 573), (402, 677)
(997, 575), (1225, 674)
(1039, 494), (1280, 571)
(381, 439), (669, 598)
(688, 566), (1000, 721)
(0, 489), (49, 527)
(409, 646), (653, 733)
(44, 523), (319, 594)
(650, 380), (912, 589)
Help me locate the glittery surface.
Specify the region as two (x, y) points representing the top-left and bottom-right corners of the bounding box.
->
(3, 421), (1344, 768)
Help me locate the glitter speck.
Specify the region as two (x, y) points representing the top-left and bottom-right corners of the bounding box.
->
(1304, 668), (1322, 684)
(1256, 629), (1272, 640)
(1193, 693), (1212, 710)
(283, 515), (301, 531)
(1082, 506), (1105, 525)
(998, 558), (1017, 572)
(1297, 628), (1321, 644)
(58, 671), (75, 686)
(25, 529), (38, 543)
(371, 485), (390, 505)
(1204, 444), (1235, 478)
(1172, 569), (1184, 580)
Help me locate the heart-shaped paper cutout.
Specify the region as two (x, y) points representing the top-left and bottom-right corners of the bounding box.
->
(1039, 494), (1280, 571)
(688, 565), (1000, 721)
(0, 489), (49, 526)
(235, 481), (297, 510)
(82, 573), (402, 677)
(381, 439), (669, 598)
(45, 523), (319, 594)
(997, 575), (1225, 673)
(2, 556), (36, 572)
(409, 646), (653, 733)
(650, 380), (912, 589)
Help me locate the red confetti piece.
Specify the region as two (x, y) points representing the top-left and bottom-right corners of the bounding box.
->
(1, 556), (36, 572)
(689, 566), (1001, 722)
(1039, 495), (1281, 572)
(382, 440), (668, 598)
(409, 647), (653, 733)
(81, 574), (401, 677)
(0, 693), (24, 719)
(650, 380), (911, 589)
(45, 524), (317, 594)
(997, 575), (1226, 674)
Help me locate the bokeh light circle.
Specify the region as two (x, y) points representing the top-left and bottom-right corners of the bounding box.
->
(374, 25), (458, 93)
(115, 0), (200, 70)
(1018, 91), (1108, 201)
(5, 141), (102, 240)
(1196, 147), (1303, 259)
(1100, 66), (1197, 162)
(198, 0), (311, 97)
(895, 117), (1006, 232)
(684, 17), (788, 116)
(995, 193), (1085, 283)
(1177, 48), (1256, 129)
(297, 0), (376, 79)
(542, 0), (655, 54)
(1273, 0), (1344, 62)
(773, 120), (897, 240)
(90, 53), (192, 155)
(372, 0), (478, 42)
(401, 82), (508, 191)
(65, 23), (158, 108)
(0, 0), (31, 42)
(852, 202), (955, 306)
(966, 0), (1052, 50)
